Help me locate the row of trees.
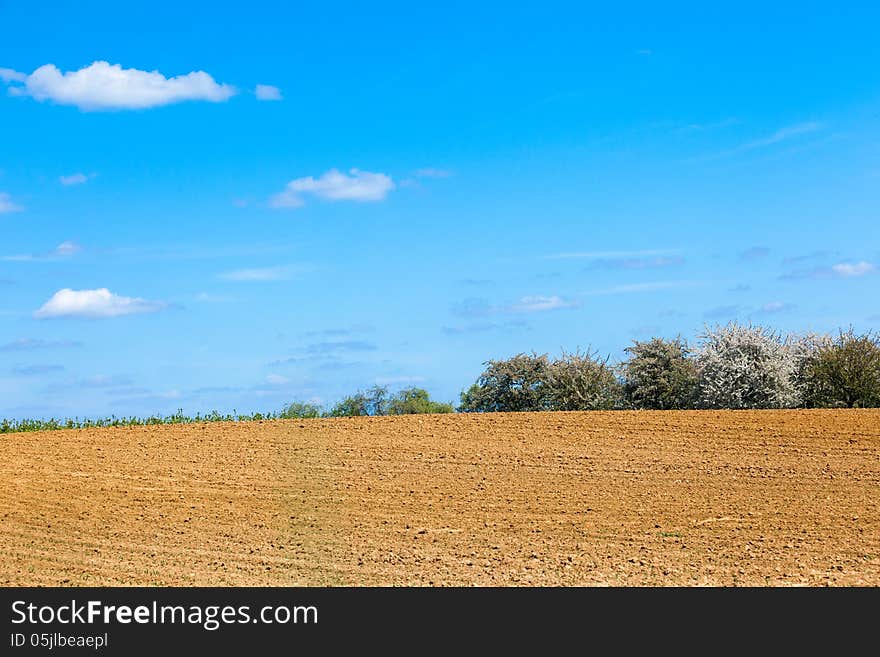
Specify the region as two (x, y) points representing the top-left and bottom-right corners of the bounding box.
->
(459, 324), (880, 412)
(280, 386), (454, 419)
(279, 324), (880, 418)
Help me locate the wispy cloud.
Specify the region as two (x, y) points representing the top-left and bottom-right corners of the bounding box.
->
(453, 295), (580, 317)
(59, 172), (96, 186)
(302, 324), (373, 338)
(739, 246), (770, 261)
(305, 340), (377, 355)
(696, 122), (823, 161)
(269, 168), (394, 208)
(218, 265), (299, 281)
(781, 261), (876, 280)
(704, 304), (741, 319)
(756, 301), (796, 314)
(442, 319), (528, 335)
(1, 241), (82, 262)
(582, 280), (702, 296)
(0, 338), (82, 352)
(12, 364), (65, 376)
(550, 248), (678, 261)
(0, 192), (23, 214)
(254, 84), (282, 101)
(34, 288), (167, 319)
(583, 255), (685, 270)
(414, 168), (452, 178)
(1, 61), (235, 111)
(782, 250), (831, 265)
(831, 262), (875, 277)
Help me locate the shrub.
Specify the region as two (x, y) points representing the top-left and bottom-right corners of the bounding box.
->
(696, 322), (798, 409)
(279, 401), (323, 419)
(804, 329), (880, 408)
(386, 387), (454, 415)
(787, 332), (833, 407)
(620, 337), (699, 410)
(458, 352), (553, 412)
(547, 348), (622, 410)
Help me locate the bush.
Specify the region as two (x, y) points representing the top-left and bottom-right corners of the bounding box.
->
(278, 401), (323, 419)
(621, 337), (699, 410)
(804, 329), (880, 408)
(458, 352), (553, 412)
(386, 387), (455, 415)
(547, 349), (622, 410)
(696, 322), (798, 409)
(787, 332), (833, 407)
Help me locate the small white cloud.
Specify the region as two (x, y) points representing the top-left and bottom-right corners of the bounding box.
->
(4, 61), (236, 111)
(0, 192), (23, 214)
(831, 261), (875, 277)
(195, 292), (233, 303)
(218, 266), (293, 281)
(255, 84), (282, 101)
(0, 67), (27, 83)
(758, 301), (794, 314)
(507, 295), (580, 313)
(414, 168), (452, 178)
(34, 288), (167, 319)
(269, 168), (394, 208)
(53, 241), (81, 257)
(636, 49), (653, 56)
(265, 374), (290, 385)
(59, 172), (96, 186)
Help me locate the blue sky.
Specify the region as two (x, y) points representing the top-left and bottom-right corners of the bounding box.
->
(1, 1), (879, 419)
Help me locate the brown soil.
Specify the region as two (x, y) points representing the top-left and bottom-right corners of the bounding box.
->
(1, 410), (878, 586)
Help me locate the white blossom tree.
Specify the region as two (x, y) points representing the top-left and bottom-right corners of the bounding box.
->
(696, 322), (798, 409)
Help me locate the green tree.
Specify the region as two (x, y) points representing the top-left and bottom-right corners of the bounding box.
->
(547, 348), (622, 410)
(279, 401), (323, 419)
(620, 337), (699, 410)
(386, 387), (454, 414)
(458, 352), (553, 412)
(327, 385), (389, 417)
(805, 329), (880, 408)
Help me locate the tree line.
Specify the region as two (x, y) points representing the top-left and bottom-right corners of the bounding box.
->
(286, 322), (880, 418)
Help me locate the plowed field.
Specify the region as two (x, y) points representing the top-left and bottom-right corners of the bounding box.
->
(1, 410), (878, 586)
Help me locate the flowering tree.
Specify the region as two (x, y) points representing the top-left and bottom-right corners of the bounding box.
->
(696, 322), (798, 409)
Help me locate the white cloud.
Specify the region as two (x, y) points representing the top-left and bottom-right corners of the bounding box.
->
(59, 172), (95, 186)
(3, 61), (236, 111)
(550, 248), (679, 260)
(269, 168), (394, 208)
(831, 261), (875, 277)
(218, 266), (293, 281)
(53, 241), (81, 256)
(34, 288), (167, 319)
(696, 122), (823, 161)
(0, 192), (22, 214)
(507, 296), (580, 313)
(2, 241), (82, 262)
(265, 374), (290, 385)
(255, 84), (282, 101)
(414, 168), (452, 178)
(454, 295), (579, 317)
(758, 301), (795, 314)
(0, 67), (27, 83)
